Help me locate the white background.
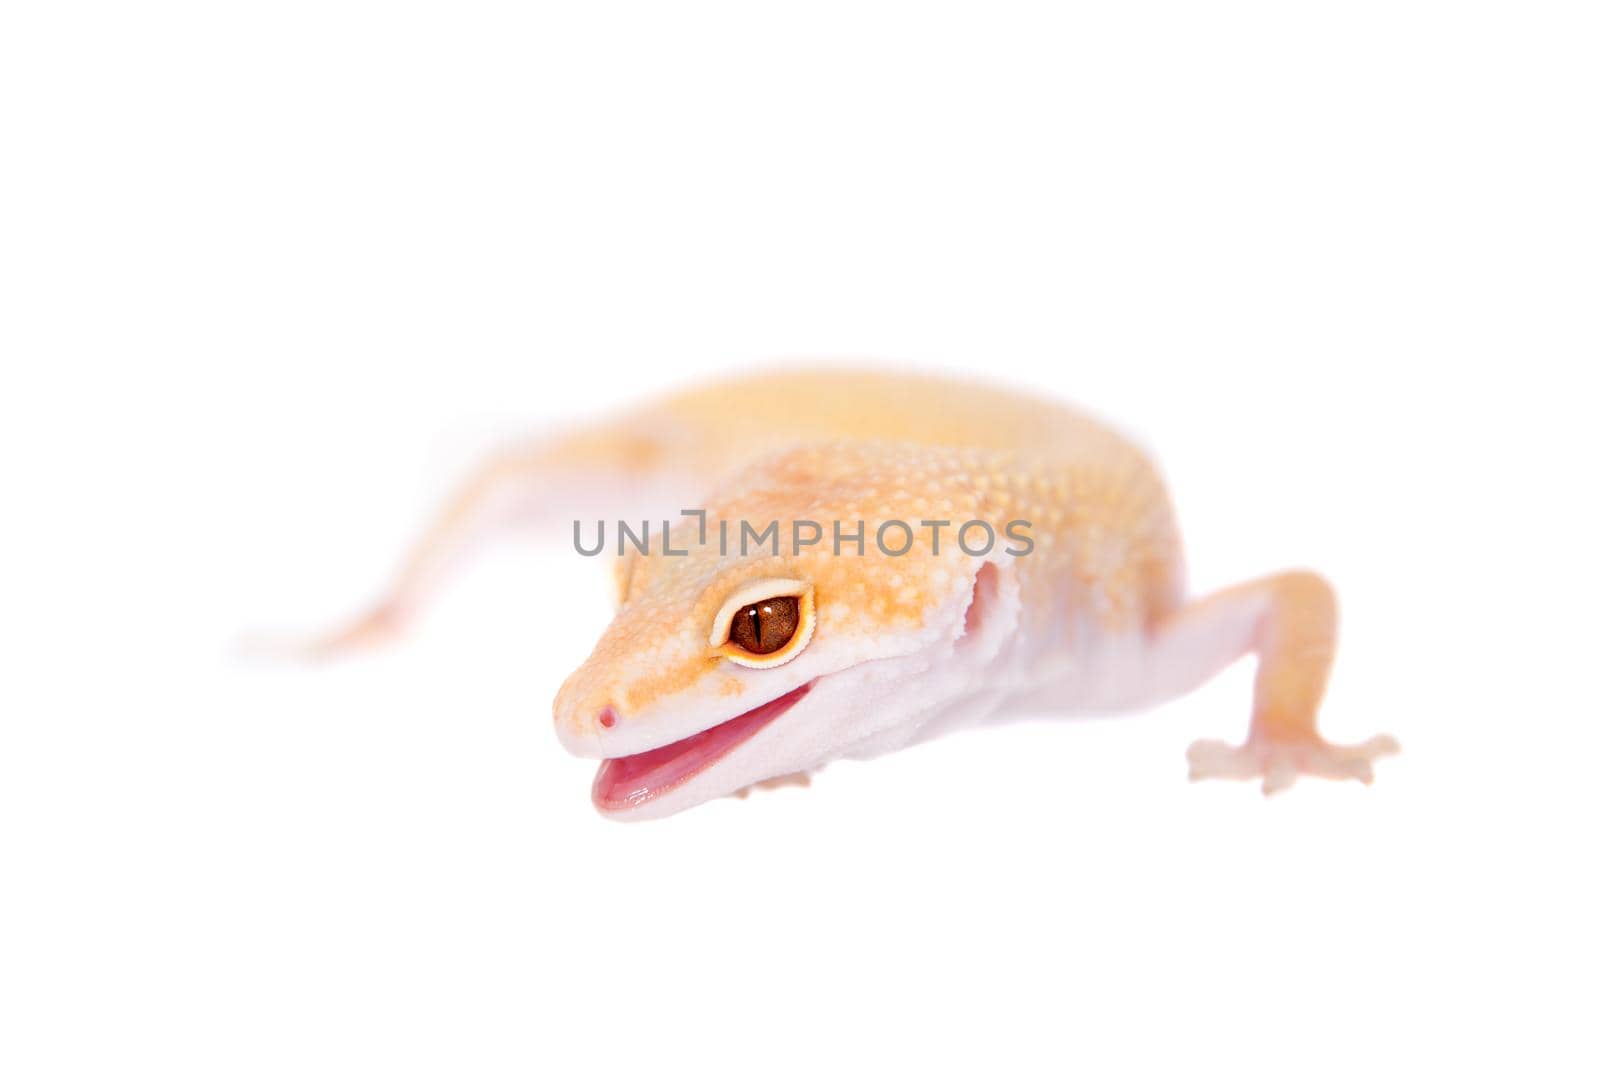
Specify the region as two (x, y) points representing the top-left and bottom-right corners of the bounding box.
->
(3, 2), (1597, 1064)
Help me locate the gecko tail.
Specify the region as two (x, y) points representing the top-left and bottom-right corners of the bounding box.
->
(248, 415), (683, 661)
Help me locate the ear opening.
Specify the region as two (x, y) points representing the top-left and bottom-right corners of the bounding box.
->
(956, 561), (1001, 649)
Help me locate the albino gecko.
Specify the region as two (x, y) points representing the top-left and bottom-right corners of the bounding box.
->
(308, 369), (1397, 819)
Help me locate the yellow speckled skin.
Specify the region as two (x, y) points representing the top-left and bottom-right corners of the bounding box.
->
(556, 373), (1180, 729)
(312, 368), (1398, 817)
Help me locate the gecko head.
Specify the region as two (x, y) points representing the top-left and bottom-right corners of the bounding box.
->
(552, 442), (1025, 820)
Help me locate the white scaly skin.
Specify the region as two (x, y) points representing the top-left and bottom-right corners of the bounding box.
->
(307, 369), (1399, 819)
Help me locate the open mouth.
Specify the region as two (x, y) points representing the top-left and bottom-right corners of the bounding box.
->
(592, 683), (813, 813)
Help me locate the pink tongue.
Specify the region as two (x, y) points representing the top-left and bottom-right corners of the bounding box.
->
(592, 684), (812, 813)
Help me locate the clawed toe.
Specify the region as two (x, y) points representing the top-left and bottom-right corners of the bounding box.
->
(1187, 732), (1399, 793)
(733, 771), (813, 799)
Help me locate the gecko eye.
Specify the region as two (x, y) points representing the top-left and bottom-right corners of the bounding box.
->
(730, 597), (800, 655)
(709, 579), (815, 668)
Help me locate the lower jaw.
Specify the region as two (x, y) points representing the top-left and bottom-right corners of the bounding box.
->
(591, 683), (813, 815)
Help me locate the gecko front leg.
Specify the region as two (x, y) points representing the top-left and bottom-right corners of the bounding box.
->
(1144, 570), (1398, 793)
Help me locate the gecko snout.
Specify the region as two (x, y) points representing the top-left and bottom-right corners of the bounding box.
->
(550, 675), (621, 757)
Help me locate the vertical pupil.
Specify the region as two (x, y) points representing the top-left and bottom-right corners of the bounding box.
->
(730, 596), (799, 655)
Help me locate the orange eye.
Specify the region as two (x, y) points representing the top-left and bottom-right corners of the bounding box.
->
(728, 596), (801, 656)
(710, 579), (815, 668)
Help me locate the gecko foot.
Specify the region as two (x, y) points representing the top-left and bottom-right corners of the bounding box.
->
(733, 771), (812, 799)
(1186, 732), (1399, 794)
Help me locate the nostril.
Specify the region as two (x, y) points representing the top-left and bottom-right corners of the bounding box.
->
(598, 706), (617, 730)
